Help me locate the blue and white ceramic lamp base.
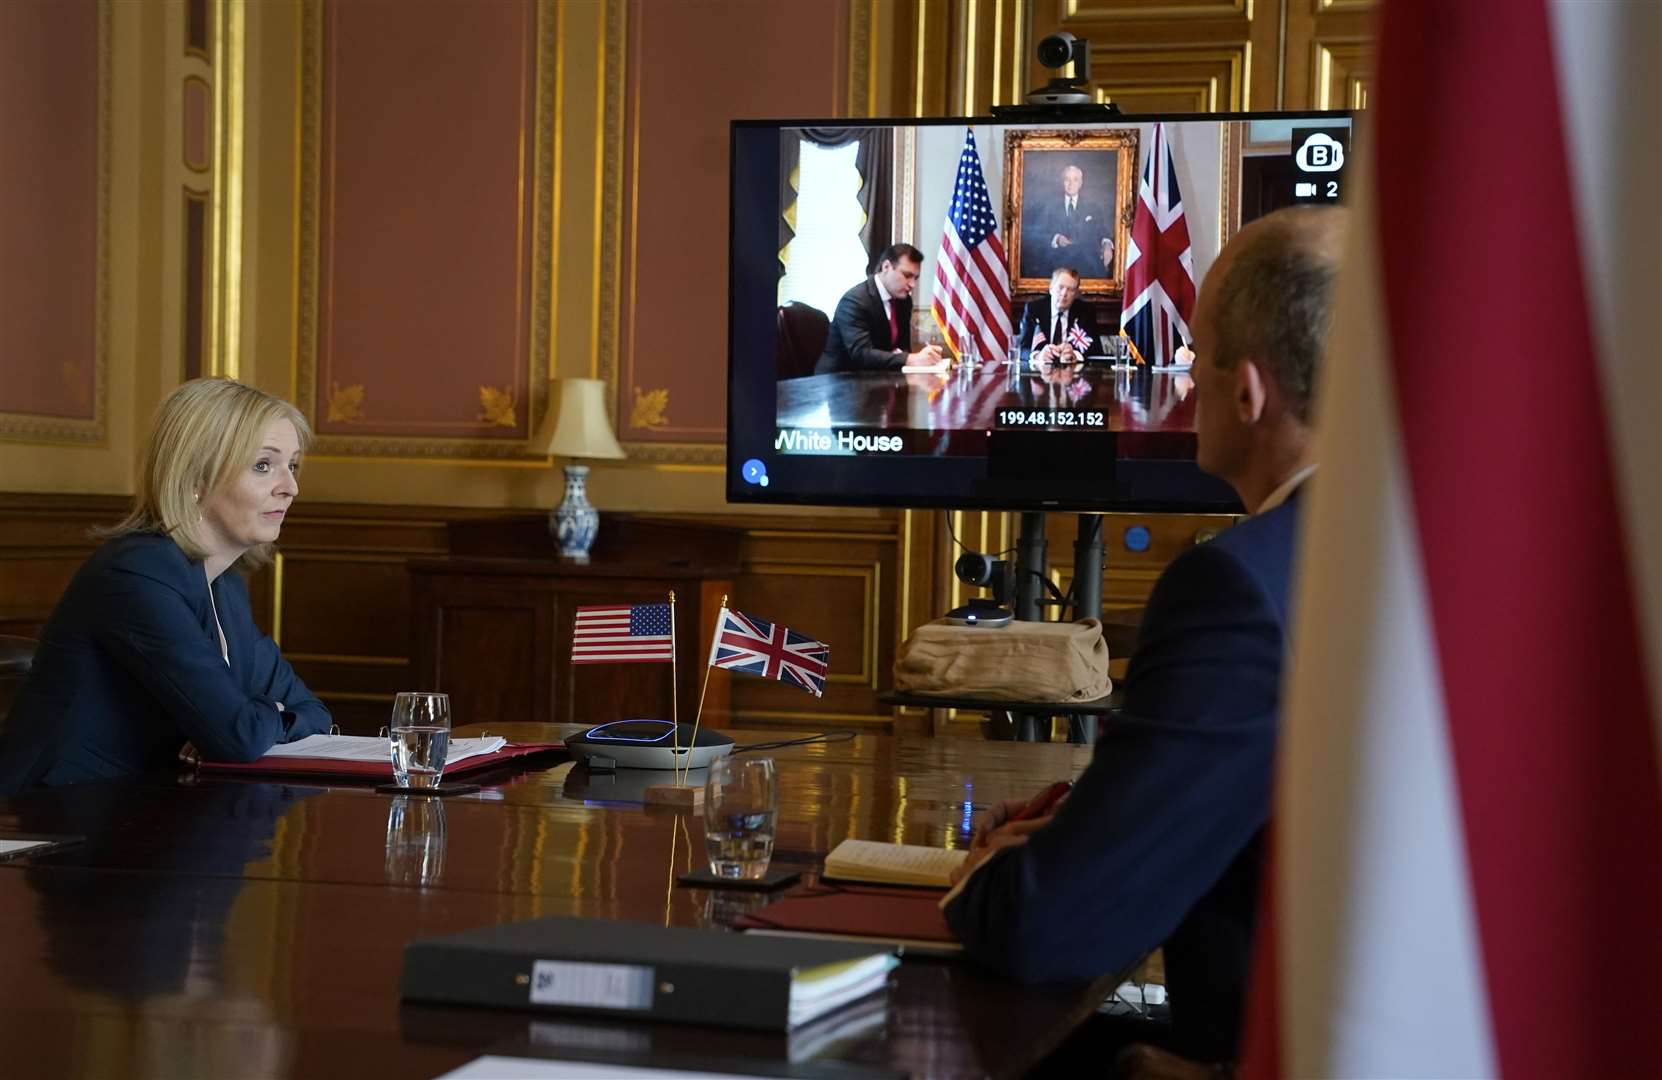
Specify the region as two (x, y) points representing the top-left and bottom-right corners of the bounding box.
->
(551, 463), (599, 562)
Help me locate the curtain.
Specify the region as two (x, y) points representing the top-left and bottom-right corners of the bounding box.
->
(777, 127), (896, 282)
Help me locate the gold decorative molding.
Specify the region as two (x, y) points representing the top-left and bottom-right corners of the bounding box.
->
(0, 0), (110, 446)
(208, 0), (244, 379)
(182, 74), (211, 173)
(478, 386), (518, 428)
(293, 0), (554, 458)
(1088, 43), (1248, 111)
(326, 381), (365, 422)
(1066, 0), (1246, 16)
(630, 386), (669, 429)
(1313, 39), (1371, 109)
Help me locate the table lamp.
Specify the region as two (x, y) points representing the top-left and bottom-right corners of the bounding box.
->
(537, 377), (626, 562)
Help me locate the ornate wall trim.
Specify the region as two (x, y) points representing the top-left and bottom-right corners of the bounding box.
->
(292, 0), (554, 460)
(0, 0), (110, 446)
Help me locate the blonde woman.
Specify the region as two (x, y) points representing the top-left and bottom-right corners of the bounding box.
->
(0, 379), (331, 792)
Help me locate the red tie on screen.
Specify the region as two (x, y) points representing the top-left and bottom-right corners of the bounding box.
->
(887, 302), (899, 346)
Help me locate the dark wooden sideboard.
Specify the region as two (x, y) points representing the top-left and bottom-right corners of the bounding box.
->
(409, 515), (741, 731)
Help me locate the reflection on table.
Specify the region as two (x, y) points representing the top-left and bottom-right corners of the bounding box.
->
(0, 727), (1112, 1080)
(777, 360), (1196, 441)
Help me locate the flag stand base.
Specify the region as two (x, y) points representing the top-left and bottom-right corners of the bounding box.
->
(643, 783), (705, 809)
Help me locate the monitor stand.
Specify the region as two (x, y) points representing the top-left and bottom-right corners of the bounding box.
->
(1008, 511), (1103, 744)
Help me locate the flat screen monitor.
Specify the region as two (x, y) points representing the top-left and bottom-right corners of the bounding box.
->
(728, 110), (1354, 513)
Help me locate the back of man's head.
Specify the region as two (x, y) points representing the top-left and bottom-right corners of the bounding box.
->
(1209, 206), (1347, 424)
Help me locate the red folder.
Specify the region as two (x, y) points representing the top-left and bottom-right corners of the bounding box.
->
(735, 882), (959, 944)
(198, 741), (564, 782)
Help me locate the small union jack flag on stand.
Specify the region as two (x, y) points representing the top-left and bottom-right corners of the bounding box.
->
(708, 607), (830, 697)
(1067, 322), (1093, 354)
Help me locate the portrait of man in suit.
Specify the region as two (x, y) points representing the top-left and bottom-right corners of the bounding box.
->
(1005, 130), (1137, 298)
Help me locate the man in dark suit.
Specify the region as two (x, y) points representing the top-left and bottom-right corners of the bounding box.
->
(1022, 163), (1115, 280)
(815, 243), (944, 374)
(943, 205), (1347, 1066)
(1015, 267), (1106, 364)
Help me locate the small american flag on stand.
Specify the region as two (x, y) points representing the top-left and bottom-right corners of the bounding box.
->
(571, 603), (674, 664)
(930, 128), (1012, 364)
(708, 607), (829, 697)
(1030, 324), (1047, 349)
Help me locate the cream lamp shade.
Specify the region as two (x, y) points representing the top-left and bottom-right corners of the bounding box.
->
(540, 378), (626, 460)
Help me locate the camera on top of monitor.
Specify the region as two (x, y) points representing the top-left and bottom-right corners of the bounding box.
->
(990, 32), (1121, 120)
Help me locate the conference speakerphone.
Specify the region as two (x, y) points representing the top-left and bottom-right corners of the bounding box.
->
(565, 720), (736, 771)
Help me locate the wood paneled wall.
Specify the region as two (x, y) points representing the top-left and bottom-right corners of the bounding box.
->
(0, 495), (1225, 735)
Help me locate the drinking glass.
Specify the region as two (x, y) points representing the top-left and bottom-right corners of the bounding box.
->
(703, 756), (778, 879)
(389, 691), (451, 788)
(385, 796), (448, 885)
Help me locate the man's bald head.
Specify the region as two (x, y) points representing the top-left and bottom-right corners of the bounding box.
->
(1205, 206), (1348, 423)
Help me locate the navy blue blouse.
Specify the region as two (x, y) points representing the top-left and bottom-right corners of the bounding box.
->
(0, 533), (331, 792)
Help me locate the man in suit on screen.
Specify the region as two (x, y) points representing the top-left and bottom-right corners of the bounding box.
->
(1015, 267), (1106, 364)
(943, 205), (1348, 1068)
(815, 243), (944, 374)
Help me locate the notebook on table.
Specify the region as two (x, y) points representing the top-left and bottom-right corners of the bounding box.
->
(198, 734), (563, 781)
(735, 882), (962, 955)
(822, 839), (968, 887)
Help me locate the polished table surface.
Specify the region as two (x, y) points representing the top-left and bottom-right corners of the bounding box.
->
(0, 726), (1109, 1079)
(776, 361), (1197, 456)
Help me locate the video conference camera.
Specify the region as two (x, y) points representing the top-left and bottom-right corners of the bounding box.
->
(990, 32), (1120, 120)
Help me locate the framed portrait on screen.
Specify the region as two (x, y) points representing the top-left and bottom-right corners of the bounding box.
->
(1004, 129), (1139, 299)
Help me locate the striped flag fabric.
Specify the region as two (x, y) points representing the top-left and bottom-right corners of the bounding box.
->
(1118, 122), (1195, 366)
(708, 607), (829, 697)
(570, 603), (674, 665)
(930, 128), (1012, 364)
(1242, 2), (1662, 1077)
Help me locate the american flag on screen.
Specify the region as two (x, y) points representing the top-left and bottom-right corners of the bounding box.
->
(571, 603), (674, 664)
(1119, 122), (1196, 366)
(707, 607), (829, 697)
(930, 128), (1012, 364)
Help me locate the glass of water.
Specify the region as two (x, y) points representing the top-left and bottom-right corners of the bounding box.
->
(703, 756), (778, 880)
(389, 691), (451, 788)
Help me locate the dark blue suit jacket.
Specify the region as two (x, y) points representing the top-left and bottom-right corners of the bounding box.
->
(943, 494), (1300, 1062)
(0, 534), (331, 793)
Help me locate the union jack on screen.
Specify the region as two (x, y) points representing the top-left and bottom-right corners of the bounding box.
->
(1067, 322), (1093, 353)
(707, 608), (829, 697)
(1119, 122), (1197, 366)
(571, 603), (674, 664)
(930, 128), (1012, 364)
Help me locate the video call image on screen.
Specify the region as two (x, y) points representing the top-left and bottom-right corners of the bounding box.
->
(728, 113), (1352, 511)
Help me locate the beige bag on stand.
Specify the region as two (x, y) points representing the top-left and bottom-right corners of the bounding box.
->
(893, 618), (1111, 702)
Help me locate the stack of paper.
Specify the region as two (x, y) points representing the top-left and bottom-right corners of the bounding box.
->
(264, 734), (506, 766)
(788, 953), (898, 1027)
(822, 839), (968, 887)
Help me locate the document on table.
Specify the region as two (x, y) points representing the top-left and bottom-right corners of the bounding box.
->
(0, 839), (53, 859)
(264, 734), (506, 765)
(436, 1056), (759, 1079)
(822, 838), (968, 887)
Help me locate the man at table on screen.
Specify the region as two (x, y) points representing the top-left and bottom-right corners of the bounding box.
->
(942, 205), (1347, 1067)
(1016, 266), (1105, 366)
(815, 243), (944, 374)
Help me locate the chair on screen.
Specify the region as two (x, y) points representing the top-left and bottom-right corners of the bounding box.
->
(776, 302), (830, 380)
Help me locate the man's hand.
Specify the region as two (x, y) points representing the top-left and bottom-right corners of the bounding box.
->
(1056, 341), (1078, 363)
(951, 816), (1053, 884)
(971, 799), (1028, 847)
(906, 344), (944, 366)
(1051, 232), (1074, 248)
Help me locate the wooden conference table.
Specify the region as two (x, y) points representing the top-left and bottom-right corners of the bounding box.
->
(0, 725), (1112, 1079)
(776, 361), (1197, 455)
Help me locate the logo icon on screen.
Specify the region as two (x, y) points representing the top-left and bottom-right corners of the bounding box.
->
(741, 458), (770, 487)
(1295, 133), (1345, 173)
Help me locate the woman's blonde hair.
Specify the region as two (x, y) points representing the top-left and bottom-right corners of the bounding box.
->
(106, 378), (312, 568)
